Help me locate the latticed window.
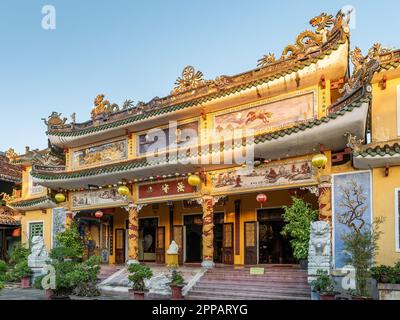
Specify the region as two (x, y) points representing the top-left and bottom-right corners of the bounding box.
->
(29, 222), (43, 237)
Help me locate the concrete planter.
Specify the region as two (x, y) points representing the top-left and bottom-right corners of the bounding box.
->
(170, 285), (184, 300)
(20, 277), (31, 289)
(319, 293), (336, 300)
(129, 289), (145, 300)
(377, 283), (400, 300)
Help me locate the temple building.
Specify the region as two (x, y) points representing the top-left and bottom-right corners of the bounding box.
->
(0, 151), (22, 260)
(3, 10), (400, 270)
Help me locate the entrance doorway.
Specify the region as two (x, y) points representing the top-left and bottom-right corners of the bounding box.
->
(139, 217), (158, 262)
(184, 214), (202, 263)
(257, 208), (294, 264)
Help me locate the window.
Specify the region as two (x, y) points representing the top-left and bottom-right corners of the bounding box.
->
(29, 222), (44, 238)
(395, 188), (400, 252)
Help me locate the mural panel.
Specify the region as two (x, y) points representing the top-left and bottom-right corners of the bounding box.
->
(137, 121), (199, 155)
(52, 208), (66, 248)
(211, 160), (315, 193)
(213, 91), (316, 135)
(29, 170), (44, 195)
(72, 139), (128, 169)
(332, 171), (372, 269)
(71, 188), (128, 209)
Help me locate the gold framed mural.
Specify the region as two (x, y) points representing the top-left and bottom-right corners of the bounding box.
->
(210, 159), (316, 194)
(212, 90), (317, 137)
(71, 138), (128, 169)
(71, 188), (128, 210)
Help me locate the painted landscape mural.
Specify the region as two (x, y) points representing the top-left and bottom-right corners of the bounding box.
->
(211, 160), (315, 193)
(333, 171), (372, 269)
(71, 188), (128, 209)
(214, 91), (315, 134)
(72, 139), (128, 168)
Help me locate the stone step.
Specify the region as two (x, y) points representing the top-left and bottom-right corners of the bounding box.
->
(196, 280), (310, 290)
(202, 275), (308, 282)
(186, 290), (310, 300)
(191, 284), (310, 295)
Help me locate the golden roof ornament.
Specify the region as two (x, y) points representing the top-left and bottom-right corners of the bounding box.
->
(340, 43), (391, 95)
(42, 112), (67, 127)
(257, 10), (349, 67)
(5, 148), (18, 162)
(172, 66), (205, 95)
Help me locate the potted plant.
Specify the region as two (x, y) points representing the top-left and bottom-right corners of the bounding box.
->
(169, 269), (186, 300)
(282, 197), (318, 269)
(68, 256), (101, 298)
(310, 269), (337, 300)
(127, 264), (153, 300)
(371, 261), (400, 300)
(13, 260), (33, 289)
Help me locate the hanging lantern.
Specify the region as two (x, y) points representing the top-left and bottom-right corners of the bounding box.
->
(256, 193), (267, 207)
(188, 174), (201, 187)
(311, 153), (328, 169)
(117, 185), (130, 196)
(11, 228), (21, 238)
(55, 193), (66, 203)
(95, 211), (103, 219)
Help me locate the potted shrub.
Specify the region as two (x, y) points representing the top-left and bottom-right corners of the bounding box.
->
(68, 256), (101, 297)
(371, 262), (400, 300)
(13, 260), (33, 289)
(310, 269), (337, 300)
(282, 197), (318, 269)
(128, 264), (153, 300)
(169, 269), (186, 300)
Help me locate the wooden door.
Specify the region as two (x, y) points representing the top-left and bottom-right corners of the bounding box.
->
(155, 226), (165, 264)
(222, 223), (234, 265)
(115, 229), (125, 264)
(173, 225), (184, 265)
(244, 222), (258, 265)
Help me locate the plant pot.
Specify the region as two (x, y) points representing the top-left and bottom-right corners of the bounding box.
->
(310, 291), (320, 300)
(320, 293), (336, 300)
(351, 296), (372, 300)
(129, 289), (145, 300)
(299, 260), (308, 270)
(170, 285), (184, 300)
(50, 295), (71, 300)
(45, 289), (54, 300)
(377, 283), (400, 300)
(20, 277), (31, 289)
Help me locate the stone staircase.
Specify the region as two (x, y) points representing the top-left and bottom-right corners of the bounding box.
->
(98, 264), (123, 283)
(186, 265), (311, 300)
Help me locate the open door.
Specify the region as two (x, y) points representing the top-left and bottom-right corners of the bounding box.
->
(222, 223), (234, 264)
(115, 229), (126, 264)
(173, 225), (184, 265)
(244, 221), (258, 265)
(155, 226), (165, 264)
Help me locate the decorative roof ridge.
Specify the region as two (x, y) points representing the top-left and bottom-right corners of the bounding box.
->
(354, 140), (400, 157)
(46, 10), (350, 138)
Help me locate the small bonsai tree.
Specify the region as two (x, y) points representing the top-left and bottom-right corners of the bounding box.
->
(12, 260), (33, 280)
(281, 197), (318, 261)
(337, 179), (384, 297)
(170, 269), (185, 287)
(310, 269), (336, 295)
(68, 256), (101, 297)
(370, 261), (400, 284)
(128, 264), (153, 292)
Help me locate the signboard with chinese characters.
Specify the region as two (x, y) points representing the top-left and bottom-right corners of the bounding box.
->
(211, 159), (316, 194)
(71, 188), (128, 210)
(137, 178), (198, 202)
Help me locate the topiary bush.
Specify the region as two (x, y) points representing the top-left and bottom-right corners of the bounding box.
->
(281, 197), (319, 260)
(128, 264), (153, 292)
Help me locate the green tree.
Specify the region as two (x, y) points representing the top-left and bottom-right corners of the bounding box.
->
(281, 197), (319, 260)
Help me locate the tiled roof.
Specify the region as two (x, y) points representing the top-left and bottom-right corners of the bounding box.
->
(33, 91), (371, 182)
(0, 206), (20, 226)
(9, 196), (56, 209)
(354, 142), (400, 157)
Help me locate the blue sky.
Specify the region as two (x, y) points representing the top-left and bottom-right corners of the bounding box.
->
(0, 0), (399, 153)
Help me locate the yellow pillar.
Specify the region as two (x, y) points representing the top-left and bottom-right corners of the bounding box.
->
(201, 195), (215, 268)
(128, 204), (139, 264)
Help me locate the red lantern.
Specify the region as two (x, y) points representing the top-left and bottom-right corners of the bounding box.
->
(95, 211), (103, 219)
(11, 228), (21, 237)
(256, 193), (267, 207)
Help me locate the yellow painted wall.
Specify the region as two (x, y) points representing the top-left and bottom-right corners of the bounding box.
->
(20, 209), (53, 251)
(371, 78), (400, 143)
(372, 166), (400, 265)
